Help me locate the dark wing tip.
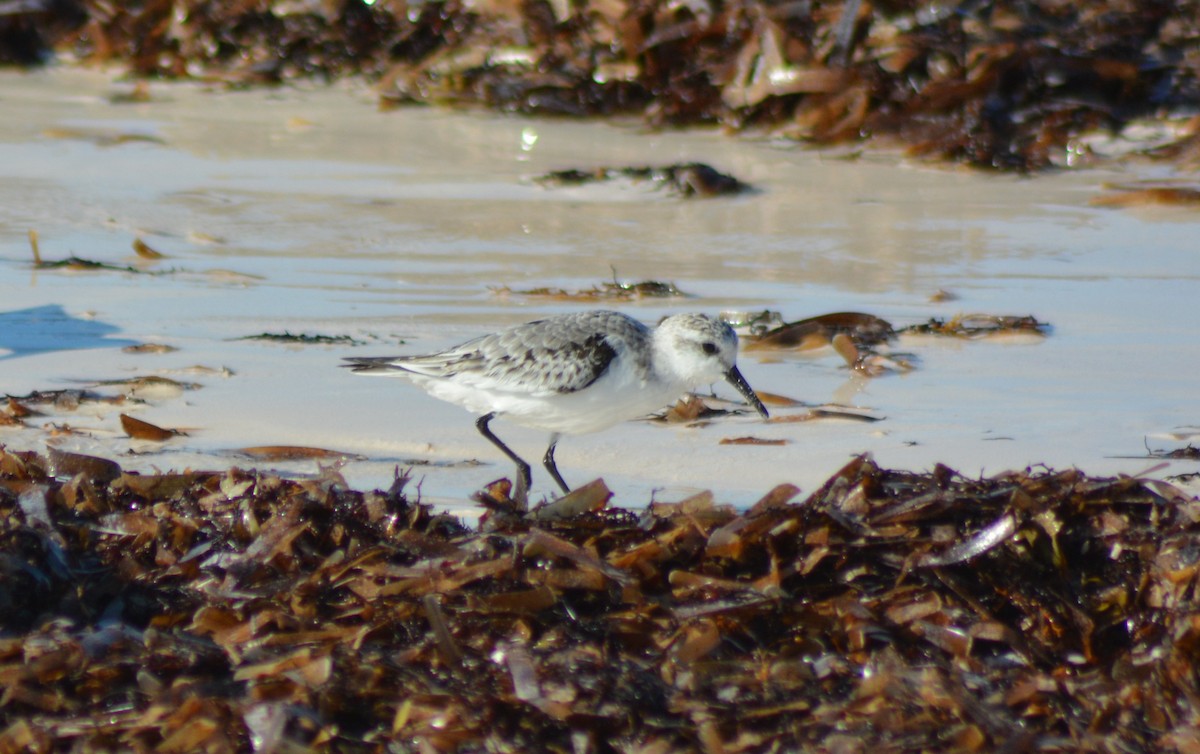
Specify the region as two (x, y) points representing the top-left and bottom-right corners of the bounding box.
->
(342, 356), (405, 373)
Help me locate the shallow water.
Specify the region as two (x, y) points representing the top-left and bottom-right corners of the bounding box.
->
(2, 67), (1197, 518)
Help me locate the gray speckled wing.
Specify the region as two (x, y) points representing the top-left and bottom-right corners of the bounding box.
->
(346, 311), (649, 395)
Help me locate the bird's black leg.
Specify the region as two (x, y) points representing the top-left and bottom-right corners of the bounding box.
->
(476, 413), (531, 502)
(543, 433), (571, 494)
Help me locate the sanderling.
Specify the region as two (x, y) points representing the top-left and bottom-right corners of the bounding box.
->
(345, 310), (768, 499)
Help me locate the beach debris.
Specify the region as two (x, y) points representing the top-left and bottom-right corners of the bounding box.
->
(235, 332), (363, 345)
(31, 253), (145, 274)
(3, 379), (196, 441)
(235, 445), (362, 461)
(199, 269), (266, 284)
(531, 478), (612, 521)
(40, 124), (166, 145)
(741, 310), (1049, 380)
(86, 375), (201, 401)
(168, 365), (232, 377)
(720, 309), (786, 335)
(27, 229), (40, 264)
(39, 125), (167, 146)
(754, 390), (806, 408)
(106, 80), (153, 104)
(119, 413), (183, 441)
(719, 436), (787, 445)
(44, 446), (122, 482)
(1145, 443), (1200, 461)
(831, 332), (915, 376)
(27, 230), (155, 274)
(766, 407), (882, 424)
(493, 278), (689, 301)
(4, 388), (125, 411)
(7, 2), (1196, 169)
(900, 314), (1050, 338)
(747, 312), (896, 351)
(655, 395), (740, 424)
(0, 402), (26, 427)
(535, 163), (752, 197)
(5, 398), (35, 418)
(26, 232), (261, 283)
(1, 446), (1199, 750)
(1091, 180), (1200, 208)
(121, 342), (178, 354)
(132, 238), (167, 259)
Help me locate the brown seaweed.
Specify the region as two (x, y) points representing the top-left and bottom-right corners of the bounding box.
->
(747, 311), (896, 351)
(6, 1), (1197, 170)
(719, 436), (788, 445)
(3, 446), (1197, 750)
(234, 332), (364, 345)
(121, 342), (179, 354)
(494, 278), (689, 301)
(535, 163), (753, 197)
(132, 238), (167, 259)
(1091, 181), (1200, 208)
(119, 413), (183, 441)
(900, 314), (1051, 338)
(235, 445), (363, 462)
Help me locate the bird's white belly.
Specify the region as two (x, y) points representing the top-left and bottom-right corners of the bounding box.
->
(411, 367), (684, 435)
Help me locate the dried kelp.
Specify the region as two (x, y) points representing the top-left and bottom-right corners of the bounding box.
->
(747, 311), (896, 351)
(235, 332), (363, 345)
(7, 1), (1200, 169)
(28, 230), (168, 274)
(535, 163), (752, 197)
(121, 343), (178, 354)
(234, 445), (363, 461)
(742, 310), (1051, 379)
(901, 314), (1050, 338)
(494, 278), (689, 301)
(132, 238), (167, 259)
(0, 405), (25, 427)
(4, 388), (126, 412)
(746, 310), (1049, 347)
(1147, 443), (1200, 461)
(719, 435), (787, 445)
(1091, 180), (1200, 208)
(830, 331), (916, 376)
(3, 446), (1199, 751)
(40, 125), (166, 147)
(119, 413), (183, 441)
(746, 311), (916, 376)
(655, 394), (748, 424)
(31, 254), (146, 274)
(721, 309), (786, 334)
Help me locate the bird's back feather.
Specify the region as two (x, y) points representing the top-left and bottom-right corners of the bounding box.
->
(344, 311), (648, 396)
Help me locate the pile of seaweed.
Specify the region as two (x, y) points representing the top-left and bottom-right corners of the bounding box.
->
(3, 0), (1200, 169)
(2, 445), (1199, 751)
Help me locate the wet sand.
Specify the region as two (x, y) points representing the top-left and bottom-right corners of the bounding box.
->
(1, 67), (1197, 519)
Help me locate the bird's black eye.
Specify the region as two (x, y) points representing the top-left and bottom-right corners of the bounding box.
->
(701, 341), (718, 355)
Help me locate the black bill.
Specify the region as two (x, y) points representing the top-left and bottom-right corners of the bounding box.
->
(724, 366), (769, 419)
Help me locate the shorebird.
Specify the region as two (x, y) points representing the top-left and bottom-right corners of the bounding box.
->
(345, 310), (768, 499)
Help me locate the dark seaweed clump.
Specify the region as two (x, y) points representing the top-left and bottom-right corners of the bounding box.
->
(3, 446), (1200, 751)
(3, 0), (1200, 169)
